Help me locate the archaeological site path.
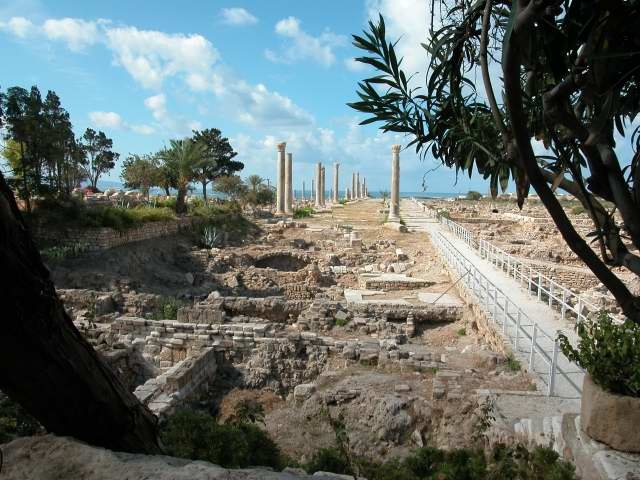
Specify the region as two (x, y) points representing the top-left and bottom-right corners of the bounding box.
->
(402, 199), (584, 399)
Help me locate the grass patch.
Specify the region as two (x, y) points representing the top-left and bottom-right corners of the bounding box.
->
(151, 296), (187, 320)
(456, 328), (467, 336)
(191, 202), (260, 243)
(335, 317), (349, 327)
(293, 206), (315, 218)
(505, 354), (522, 372)
(29, 197), (176, 231)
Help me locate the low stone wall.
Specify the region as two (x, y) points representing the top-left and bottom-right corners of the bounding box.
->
(178, 296), (311, 323)
(134, 347), (218, 416)
(33, 217), (197, 251)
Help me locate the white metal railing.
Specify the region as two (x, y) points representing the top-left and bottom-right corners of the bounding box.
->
(414, 198), (615, 325)
(432, 231), (582, 397)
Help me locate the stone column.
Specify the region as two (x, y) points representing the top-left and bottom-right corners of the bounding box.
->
(389, 144), (401, 222)
(356, 172), (361, 199)
(311, 179), (315, 201)
(352, 173), (356, 201)
(315, 162), (322, 208)
(276, 142), (286, 214)
(284, 152), (293, 214)
(320, 166), (326, 206)
(302, 181), (306, 201)
(346, 187), (351, 200)
(363, 178), (367, 198)
(332, 163), (339, 203)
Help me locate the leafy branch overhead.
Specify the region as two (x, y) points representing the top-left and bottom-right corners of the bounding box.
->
(349, 1), (640, 323)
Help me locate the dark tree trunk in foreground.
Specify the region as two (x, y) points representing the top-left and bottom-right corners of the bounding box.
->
(0, 172), (162, 454)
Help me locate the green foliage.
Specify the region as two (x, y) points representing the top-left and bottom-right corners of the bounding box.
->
(457, 328), (467, 336)
(200, 225), (223, 248)
(121, 154), (164, 197)
(191, 202), (260, 243)
(153, 197), (176, 209)
(335, 317), (349, 327)
(160, 409), (282, 470)
(505, 354), (521, 372)
(559, 312), (640, 396)
(486, 444), (576, 480)
(306, 447), (351, 475)
(41, 241), (89, 261)
(0, 394), (42, 443)
(29, 198), (175, 231)
(570, 205), (585, 215)
(213, 175), (248, 201)
(438, 209), (451, 219)
(293, 206), (315, 218)
(151, 296), (186, 320)
(81, 128), (118, 188)
(227, 399), (265, 425)
(466, 191), (483, 201)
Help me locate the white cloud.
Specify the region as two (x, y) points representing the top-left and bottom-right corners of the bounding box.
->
(344, 57), (367, 73)
(89, 111), (123, 129)
(42, 17), (100, 52)
(130, 124), (155, 135)
(0, 16), (34, 38)
(105, 26), (219, 90)
(144, 93), (167, 121)
(266, 16), (347, 67)
(220, 7), (258, 26)
(366, 0), (429, 77)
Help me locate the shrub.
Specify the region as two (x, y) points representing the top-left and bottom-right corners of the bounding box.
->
(191, 203), (260, 242)
(227, 399), (265, 425)
(505, 354), (521, 372)
(466, 191), (483, 201)
(293, 206), (315, 218)
(160, 409), (283, 470)
(457, 328), (467, 336)
(41, 241), (89, 261)
(570, 205), (585, 215)
(151, 296), (186, 320)
(335, 317), (349, 327)
(306, 447), (351, 475)
(559, 312), (640, 396)
(200, 225), (223, 248)
(0, 394), (42, 443)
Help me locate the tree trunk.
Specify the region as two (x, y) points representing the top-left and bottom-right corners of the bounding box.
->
(176, 186), (188, 214)
(0, 172), (162, 454)
(202, 180), (208, 201)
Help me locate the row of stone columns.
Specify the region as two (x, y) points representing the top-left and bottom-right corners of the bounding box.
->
(277, 142), (388, 216)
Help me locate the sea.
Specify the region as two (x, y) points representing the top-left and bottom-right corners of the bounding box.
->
(95, 180), (460, 200)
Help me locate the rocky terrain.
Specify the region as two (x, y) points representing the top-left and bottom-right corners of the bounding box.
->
(26, 199), (536, 465)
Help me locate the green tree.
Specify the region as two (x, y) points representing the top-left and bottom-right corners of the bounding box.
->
(246, 174), (264, 192)
(121, 154), (163, 199)
(192, 128), (242, 200)
(214, 174), (247, 202)
(3, 86), (33, 210)
(350, 3), (640, 323)
(158, 138), (207, 213)
(81, 128), (119, 190)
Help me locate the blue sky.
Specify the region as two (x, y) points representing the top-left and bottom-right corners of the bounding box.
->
(0, 0), (490, 193)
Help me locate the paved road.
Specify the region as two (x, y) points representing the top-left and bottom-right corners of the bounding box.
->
(402, 199), (584, 399)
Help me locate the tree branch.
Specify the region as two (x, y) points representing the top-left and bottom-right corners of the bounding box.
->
(503, 4), (640, 323)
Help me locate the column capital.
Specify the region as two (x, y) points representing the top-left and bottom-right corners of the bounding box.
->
(392, 144), (401, 153)
(277, 142), (286, 152)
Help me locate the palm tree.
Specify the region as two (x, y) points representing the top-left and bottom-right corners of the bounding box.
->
(246, 174), (264, 192)
(158, 138), (207, 214)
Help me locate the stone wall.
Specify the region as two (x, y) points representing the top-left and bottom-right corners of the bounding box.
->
(33, 217), (197, 251)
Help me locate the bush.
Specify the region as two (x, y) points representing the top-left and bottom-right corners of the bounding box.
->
(466, 191), (483, 201)
(0, 394), (42, 443)
(161, 410), (283, 470)
(151, 296), (186, 320)
(293, 206), (315, 218)
(191, 203), (260, 242)
(570, 205), (585, 215)
(457, 328), (467, 336)
(306, 447), (351, 475)
(559, 312), (640, 396)
(505, 354), (521, 372)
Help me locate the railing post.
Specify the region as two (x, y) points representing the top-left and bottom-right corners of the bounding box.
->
(529, 323), (538, 371)
(577, 298), (583, 323)
(537, 273), (543, 300)
(528, 268), (532, 293)
(503, 298), (508, 335)
(493, 288), (498, 321)
(548, 335), (560, 396)
(515, 310), (521, 350)
(548, 282), (554, 308)
(561, 289), (566, 320)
